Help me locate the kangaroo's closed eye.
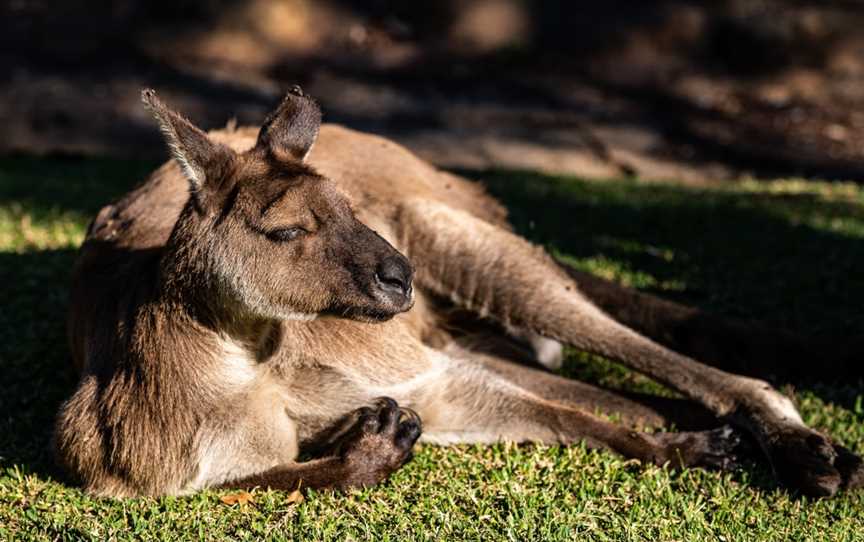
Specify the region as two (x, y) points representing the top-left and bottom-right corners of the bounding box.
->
(267, 227), (307, 242)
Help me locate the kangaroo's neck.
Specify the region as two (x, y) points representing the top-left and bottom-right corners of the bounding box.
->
(149, 276), (281, 366)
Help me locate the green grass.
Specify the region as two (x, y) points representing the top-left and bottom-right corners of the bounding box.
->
(1, 156), (863, 540)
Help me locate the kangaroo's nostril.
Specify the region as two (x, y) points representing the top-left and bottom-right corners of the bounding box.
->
(375, 256), (412, 296)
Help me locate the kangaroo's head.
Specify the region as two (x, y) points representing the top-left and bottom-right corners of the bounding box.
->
(143, 87), (414, 322)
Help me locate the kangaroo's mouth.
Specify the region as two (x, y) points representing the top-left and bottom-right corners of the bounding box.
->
(324, 293), (415, 323)
(371, 280), (414, 313)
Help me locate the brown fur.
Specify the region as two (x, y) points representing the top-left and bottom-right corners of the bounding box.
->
(55, 88), (863, 498)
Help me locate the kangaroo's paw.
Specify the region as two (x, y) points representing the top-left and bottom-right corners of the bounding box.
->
(337, 397), (422, 489)
(655, 425), (742, 471)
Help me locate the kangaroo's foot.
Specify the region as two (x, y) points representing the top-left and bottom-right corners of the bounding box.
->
(749, 424), (864, 497)
(335, 397), (423, 489)
(834, 442), (864, 491)
(653, 425), (742, 471)
(731, 381), (863, 497)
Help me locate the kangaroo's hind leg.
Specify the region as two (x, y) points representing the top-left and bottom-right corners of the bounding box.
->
(405, 350), (741, 472)
(441, 319), (716, 430)
(397, 198), (863, 496)
(469, 347), (718, 432)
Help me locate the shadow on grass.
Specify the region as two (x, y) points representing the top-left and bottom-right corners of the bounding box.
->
(0, 249), (79, 480)
(474, 168), (864, 336)
(0, 156), (157, 479)
(0, 155), (159, 216)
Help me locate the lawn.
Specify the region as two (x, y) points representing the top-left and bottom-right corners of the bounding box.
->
(1, 156), (863, 541)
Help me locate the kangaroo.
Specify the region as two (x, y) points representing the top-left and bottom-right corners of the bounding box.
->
(55, 87), (863, 499)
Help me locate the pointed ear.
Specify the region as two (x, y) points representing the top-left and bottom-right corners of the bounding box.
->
(141, 89), (235, 195)
(256, 85), (321, 162)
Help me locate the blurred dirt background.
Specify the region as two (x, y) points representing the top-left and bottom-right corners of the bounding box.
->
(4, 0), (864, 182)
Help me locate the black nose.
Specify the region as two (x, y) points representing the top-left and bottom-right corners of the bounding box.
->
(375, 255), (413, 297)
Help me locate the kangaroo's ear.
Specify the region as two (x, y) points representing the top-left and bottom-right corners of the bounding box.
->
(141, 89), (235, 196)
(256, 85), (321, 162)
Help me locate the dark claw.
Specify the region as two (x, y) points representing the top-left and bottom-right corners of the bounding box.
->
(399, 407), (422, 428)
(375, 397), (401, 430)
(395, 418), (422, 449)
(353, 406), (375, 419)
(374, 397), (399, 412)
